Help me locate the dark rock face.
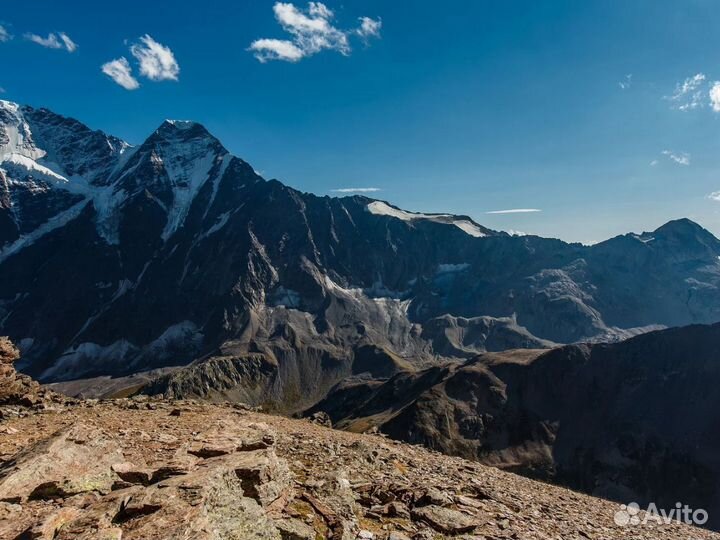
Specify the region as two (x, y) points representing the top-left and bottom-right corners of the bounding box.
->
(312, 323), (720, 528)
(1, 99), (720, 405)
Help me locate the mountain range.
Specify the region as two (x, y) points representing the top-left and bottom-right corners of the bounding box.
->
(2, 100), (720, 402)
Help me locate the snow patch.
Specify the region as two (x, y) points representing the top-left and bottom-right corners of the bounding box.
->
(0, 101), (46, 161)
(43, 340), (137, 381)
(367, 201), (449, 221)
(452, 220), (486, 237)
(0, 199), (90, 263)
(145, 321), (203, 361)
(367, 201), (487, 238)
(93, 187), (129, 245)
(271, 286), (302, 308)
(364, 279), (408, 299)
(203, 211), (232, 237)
(2, 153), (68, 183)
(41, 321), (203, 381)
(161, 149), (220, 240)
(633, 234), (655, 244)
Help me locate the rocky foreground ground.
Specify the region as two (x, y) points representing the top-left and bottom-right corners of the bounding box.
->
(0, 338), (717, 540)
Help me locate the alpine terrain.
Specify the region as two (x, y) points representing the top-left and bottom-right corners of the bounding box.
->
(1, 338), (717, 540)
(3, 101), (720, 531)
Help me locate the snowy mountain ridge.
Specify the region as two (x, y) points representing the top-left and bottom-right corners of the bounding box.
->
(0, 100), (491, 258)
(0, 101), (241, 251)
(1, 101), (720, 398)
(0, 100), (500, 260)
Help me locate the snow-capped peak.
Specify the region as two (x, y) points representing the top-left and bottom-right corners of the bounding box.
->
(117, 119), (231, 241)
(152, 119), (218, 142)
(164, 119), (197, 129)
(0, 100), (45, 161)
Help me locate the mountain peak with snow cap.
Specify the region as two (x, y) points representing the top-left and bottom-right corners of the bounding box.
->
(150, 118), (223, 147)
(0, 100), (44, 161)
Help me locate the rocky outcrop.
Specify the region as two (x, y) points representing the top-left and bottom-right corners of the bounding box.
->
(0, 336), (71, 416)
(1, 394), (716, 539)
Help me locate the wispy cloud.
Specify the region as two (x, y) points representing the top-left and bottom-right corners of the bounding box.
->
(356, 16), (382, 40)
(250, 2), (381, 62)
(101, 57), (140, 90)
(24, 31), (77, 52)
(0, 87), (5, 94)
(248, 39), (305, 62)
(707, 191), (720, 202)
(662, 150), (690, 166)
(486, 208), (542, 214)
(130, 35), (179, 81)
(668, 73), (706, 111)
(710, 82), (720, 113)
(650, 159), (659, 166)
(0, 25), (12, 43)
(618, 74), (632, 90)
(331, 187), (382, 193)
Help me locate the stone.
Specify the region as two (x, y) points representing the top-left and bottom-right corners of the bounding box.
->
(414, 487), (453, 507)
(410, 505), (482, 535)
(273, 517), (316, 540)
(308, 411), (332, 428)
(111, 462), (151, 485)
(148, 463), (189, 484)
(232, 451), (292, 507)
(188, 442), (233, 458)
(387, 501), (410, 519)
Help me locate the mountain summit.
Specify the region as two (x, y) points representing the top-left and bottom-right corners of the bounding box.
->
(0, 103), (719, 405)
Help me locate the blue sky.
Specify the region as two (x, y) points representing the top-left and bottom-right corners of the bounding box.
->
(3, 0), (720, 243)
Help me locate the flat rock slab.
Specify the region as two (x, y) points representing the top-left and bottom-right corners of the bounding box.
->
(411, 505), (484, 535)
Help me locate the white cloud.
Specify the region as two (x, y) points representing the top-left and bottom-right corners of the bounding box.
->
(331, 187), (381, 193)
(668, 73), (706, 110)
(130, 35), (179, 81)
(308, 1), (333, 19)
(618, 74), (632, 90)
(486, 208), (542, 214)
(707, 191), (720, 202)
(662, 150), (690, 166)
(59, 32), (77, 52)
(249, 38), (305, 62)
(277, 2), (349, 55)
(0, 25), (12, 43)
(709, 82), (720, 112)
(25, 31), (77, 52)
(250, 2), (380, 62)
(357, 17), (382, 40)
(101, 57), (140, 90)
(650, 159), (659, 166)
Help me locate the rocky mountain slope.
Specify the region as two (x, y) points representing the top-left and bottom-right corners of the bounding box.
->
(309, 322), (720, 528)
(0, 336), (71, 412)
(0, 352), (716, 540)
(2, 100), (720, 410)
